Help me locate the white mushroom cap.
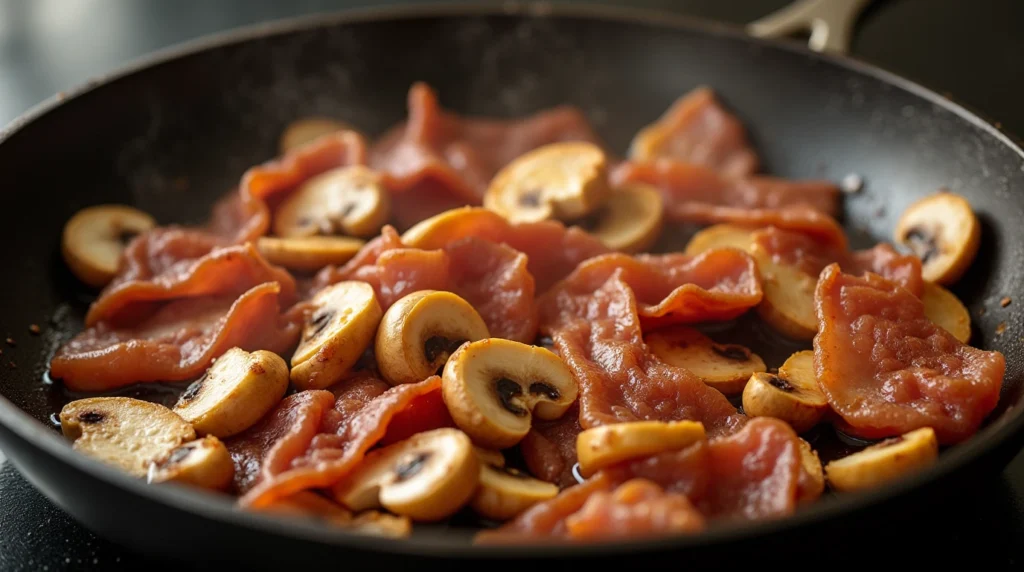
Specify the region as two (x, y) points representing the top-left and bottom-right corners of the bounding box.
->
(442, 338), (578, 449)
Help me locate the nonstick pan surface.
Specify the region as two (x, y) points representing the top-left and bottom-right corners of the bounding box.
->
(0, 3), (1023, 565)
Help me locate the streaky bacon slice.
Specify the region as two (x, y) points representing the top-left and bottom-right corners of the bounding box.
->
(241, 376), (449, 508)
(539, 267), (747, 433)
(227, 390), (336, 495)
(521, 403), (583, 488)
(752, 227), (923, 297)
(613, 160), (839, 220)
(86, 242), (297, 327)
(314, 226), (537, 342)
(541, 250), (762, 330)
(51, 282), (301, 391)
(479, 418), (807, 543)
(814, 264), (1004, 443)
(563, 479), (706, 540)
(628, 87), (759, 178)
(371, 83), (603, 206)
(402, 207), (609, 293)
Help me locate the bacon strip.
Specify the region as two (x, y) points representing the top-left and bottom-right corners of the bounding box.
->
(814, 264), (1004, 443)
(563, 479), (706, 540)
(613, 160), (838, 219)
(628, 87), (759, 178)
(315, 227), (537, 342)
(86, 243), (297, 327)
(401, 207), (609, 293)
(752, 227), (923, 296)
(521, 404), (583, 488)
(241, 376), (448, 508)
(371, 82), (603, 207)
(480, 418), (806, 543)
(51, 282), (300, 391)
(227, 390), (336, 495)
(538, 252), (752, 432)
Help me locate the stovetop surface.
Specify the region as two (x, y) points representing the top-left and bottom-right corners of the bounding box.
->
(1, 0), (1022, 569)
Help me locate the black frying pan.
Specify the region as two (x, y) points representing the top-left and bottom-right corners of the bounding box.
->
(1, 3), (1023, 566)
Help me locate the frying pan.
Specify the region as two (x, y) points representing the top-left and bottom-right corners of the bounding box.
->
(1, 2), (1023, 566)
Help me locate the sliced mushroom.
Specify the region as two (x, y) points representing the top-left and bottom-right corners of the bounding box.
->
(797, 438), (825, 503)
(376, 290), (490, 386)
(751, 250), (818, 340)
(683, 224), (753, 256)
(291, 281), (383, 390)
(173, 347), (289, 438)
(576, 183), (664, 253)
(894, 191), (980, 285)
(575, 420), (706, 477)
(147, 435), (234, 491)
(279, 117), (352, 155)
(256, 491), (411, 537)
(470, 463), (559, 521)
(331, 428), (480, 521)
(922, 281), (971, 343)
(274, 165), (390, 239)
(474, 447), (506, 468)
(441, 338), (578, 449)
(257, 236), (365, 272)
(741, 351), (827, 433)
(645, 326), (766, 395)
(61, 205), (156, 288)
(825, 427), (939, 493)
(483, 142), (611, 224)
(60, 397), (195, 478)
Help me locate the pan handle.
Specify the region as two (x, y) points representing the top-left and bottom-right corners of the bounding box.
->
(747, 0), (872, 54)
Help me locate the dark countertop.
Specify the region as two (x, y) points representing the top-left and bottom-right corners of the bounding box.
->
(1, 0), (1023, 569)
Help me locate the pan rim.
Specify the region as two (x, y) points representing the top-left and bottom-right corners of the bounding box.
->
(1, 1), (1023, 558)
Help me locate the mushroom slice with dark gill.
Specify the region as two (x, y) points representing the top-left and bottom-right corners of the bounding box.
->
(471, 464), (559, 521)
(645, 326), (766, 395)
(483, 142), (611, 224)
(148, 435), (234, 491)
(279, 117), (352, 155)
(331, 428), (480, 521)
(173, 347), (289, 438)
(825, 427), (938, 493)
(274, 165), (390, 238)
(576, 183), (664, 253)
(60, 397), (195, 478)
(922, 281), (972, 343)
(290, 281), (383, 390)
(61, 204), (156, 288)
(375, 290), (490, 386)
(741, 351), (828, 433)
(257, 236), (365, 272)
(575, 420), (706, 477)
(441, 338), (579, 449)
(894, 191), (980, 285)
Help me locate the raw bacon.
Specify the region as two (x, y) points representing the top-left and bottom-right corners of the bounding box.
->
(86, 242), (297, 327)
(480, 418), (807, 543)
(240, 376), (449, 508)
(814, 264), (1004, 443)
(752, 227), (923, 296)
(563, 479), (706, 540)
(401, 207), (609, 293)
(315, 226), (538, 342)
(521, 404), (583, 488)
(227, 390), (336, 495)
(539, 260), (749, 432)
(371, 82), (602, 206)
(51, 282), (300, 391)
(613, 160), (839, 219)
(628, 87), (759, 177)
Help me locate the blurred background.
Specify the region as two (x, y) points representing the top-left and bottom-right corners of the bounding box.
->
(0, 0), (1022, 569)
